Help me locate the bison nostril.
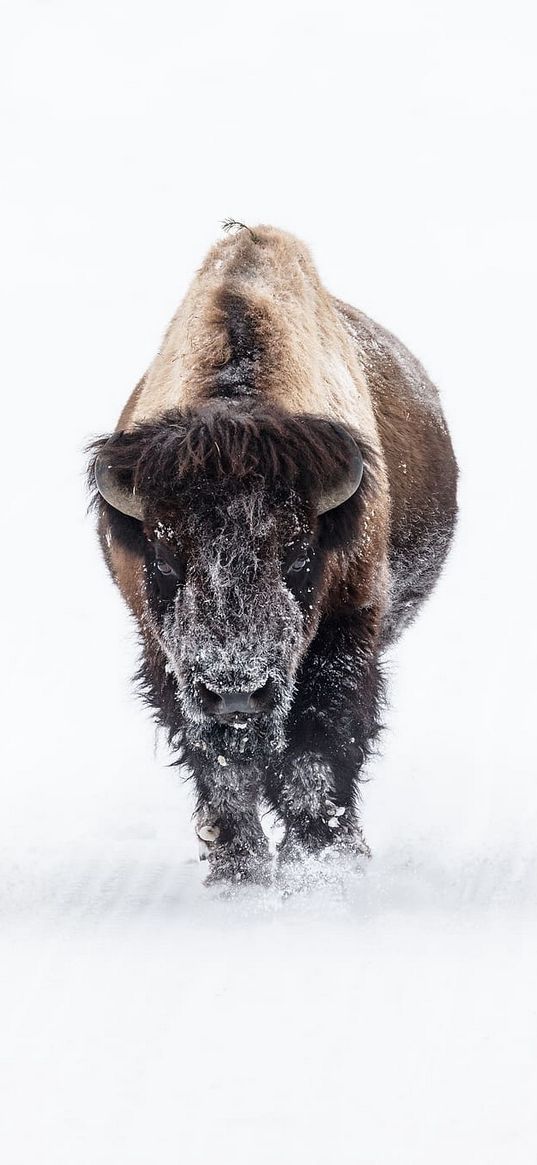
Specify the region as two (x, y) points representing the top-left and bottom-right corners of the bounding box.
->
(197, 682), (223, 714)
(250, 678), (273, 709)
(197, 679), (274, 718)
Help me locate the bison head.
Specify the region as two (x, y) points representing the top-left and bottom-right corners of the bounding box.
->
(91, 402), (369, 761)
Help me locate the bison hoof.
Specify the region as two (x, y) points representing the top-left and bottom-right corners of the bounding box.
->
(278, 820), (371, 865)
(204, 847), (273, 887)
(197, 821), (272, 886)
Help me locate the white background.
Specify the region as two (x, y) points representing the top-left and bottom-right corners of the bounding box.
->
(1, 1), (536, 1161)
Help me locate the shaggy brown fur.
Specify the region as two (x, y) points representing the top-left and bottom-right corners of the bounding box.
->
(95, 402), (375, 512)
(91, 224), (458, 882)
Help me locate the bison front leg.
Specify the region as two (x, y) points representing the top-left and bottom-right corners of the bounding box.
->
(265, 613), (383, 863)
(193, 761), (271, 885)
(269, 753), (371, 865)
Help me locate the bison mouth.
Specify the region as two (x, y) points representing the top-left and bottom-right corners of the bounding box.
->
(178, 672), (294, 762)
(186, 711), (288, 763)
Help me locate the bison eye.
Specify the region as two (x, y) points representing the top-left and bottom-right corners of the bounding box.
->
(156, 559), (175, 576)
(288, 557), (307, 574)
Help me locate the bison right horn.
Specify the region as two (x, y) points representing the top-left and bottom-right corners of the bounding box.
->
(316, 428), (364, 514)
(94, 445), (145, 521)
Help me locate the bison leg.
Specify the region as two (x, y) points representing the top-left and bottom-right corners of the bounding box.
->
(192, 763), (271, 885)
(268, 754), (371, 864)
(265, 613), (382, 861)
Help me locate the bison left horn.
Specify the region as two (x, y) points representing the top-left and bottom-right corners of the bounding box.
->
(94, 447), (145, 521)
(317, 429), (364, 514)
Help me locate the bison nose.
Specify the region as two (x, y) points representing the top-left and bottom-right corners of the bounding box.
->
(198, 679), (274, 719)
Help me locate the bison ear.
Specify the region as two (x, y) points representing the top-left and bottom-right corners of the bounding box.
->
(93, 435), (145, 521)
(316, 424), (364, 514)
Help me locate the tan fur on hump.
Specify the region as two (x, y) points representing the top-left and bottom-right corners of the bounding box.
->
(120, 226), (382, 455)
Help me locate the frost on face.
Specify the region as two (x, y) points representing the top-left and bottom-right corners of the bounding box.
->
(154, 520), (177, 543)
(150, 485), (313, 761)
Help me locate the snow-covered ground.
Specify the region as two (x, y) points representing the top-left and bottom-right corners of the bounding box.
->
(1, 1), (536, 1161)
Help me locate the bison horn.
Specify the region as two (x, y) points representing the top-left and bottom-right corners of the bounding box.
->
(94, 446), (145, 521)
(317, 431), (364, 514)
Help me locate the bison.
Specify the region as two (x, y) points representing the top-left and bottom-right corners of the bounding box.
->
(89, 224), (458, 883)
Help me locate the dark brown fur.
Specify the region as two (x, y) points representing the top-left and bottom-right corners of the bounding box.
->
(89, 225), (458, 882)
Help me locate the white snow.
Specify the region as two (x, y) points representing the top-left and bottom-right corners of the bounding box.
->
(1, 1), (536, 1163)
